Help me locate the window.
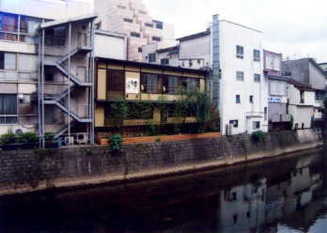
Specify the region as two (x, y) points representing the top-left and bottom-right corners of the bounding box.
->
(139, 10), (147, 14)
(148, 53), (156, 63)
(45, 26), (66, 46)
(145, 23), (153, 28)
(0, 94), (17, 124)
(163, 76), (178, 94)
(189, 60), (193, 67)
(141, 73), (162, 94)
(264, 107), (268, 120)
(236, 71), (244, 81)
(138, 47), (142, 53)
(236, 45), (244, 59)
(253, 121), (261, 130)
(130, 32), (140, 38)
(253, 49), (261, 62)
(249, 95), (254, 104)
(254, 74), (261, 82)
(197, 59), (201, 64)
(108, 70), (125, 94)
(0, 13), (18, 33)
(300, 91), (305, 104)
(123, 18), (133, 23)
(117, 5), (126, 9)
(236, 95), (241, 104)
(160, 58), (169, 65)
(152, 36), (161, 42)
(185, 78), (200, 92)
(0, 52), (17, 70)
(154, 21), (163, 29)
(229, 120), (238, 128)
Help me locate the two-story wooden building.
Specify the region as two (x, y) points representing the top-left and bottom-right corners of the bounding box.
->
(95, 58), (208, 138)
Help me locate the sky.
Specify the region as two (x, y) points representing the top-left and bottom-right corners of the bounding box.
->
(143, 0), (327, 63)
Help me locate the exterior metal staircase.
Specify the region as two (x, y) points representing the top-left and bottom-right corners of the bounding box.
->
(44, 45), (93, 139)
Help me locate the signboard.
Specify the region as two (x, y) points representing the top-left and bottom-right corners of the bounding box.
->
(268, 96), (287, 103)
(125, 72), (140, 94)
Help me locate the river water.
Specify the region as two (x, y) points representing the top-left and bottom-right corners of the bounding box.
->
(1, 149), (327, 233)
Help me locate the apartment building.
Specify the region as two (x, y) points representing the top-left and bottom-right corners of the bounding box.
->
(95, 58), (208, 138)
(94, 0), (174, 61)
(0, 1), (99, 145)
(143, 16), (268, 135)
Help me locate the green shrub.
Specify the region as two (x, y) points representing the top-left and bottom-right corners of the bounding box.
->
(109, 134), (123, 152)
(17, 132), (39, 144)
(251, 131), (266, 144)
(0, 132), (17, 145)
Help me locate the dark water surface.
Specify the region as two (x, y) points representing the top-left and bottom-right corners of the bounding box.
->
(1, 149), (327, 233)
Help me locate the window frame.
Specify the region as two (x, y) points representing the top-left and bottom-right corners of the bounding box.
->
(236, 94), (241, 104)
(0, 52), (17, 71)
(254, 74), (261, 82)
(236, 71), (244, 81)
(253, 49), (261, 62)
(0, 94), (18, 125)
(236, 45), (244, 59)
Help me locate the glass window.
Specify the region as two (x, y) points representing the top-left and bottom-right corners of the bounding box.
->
(236, 71), (244, 81)
(108, 70), (125, 92)
(236, 45), (244, 59)
(253, 121), (261, 130)
(236, 95), (241, 104)
(0, 94), (18, 124)
(0, 52), (17, 70)
(0, 13), (18, 33)
(253, 49), (261, 61)
(4, 53), (17, 70)
(254, 74), (261, 82)
(130, 32), (140, 38)
(141, 73), (161, 94)
(152, 36), (161, 42)
(249, 95), (254, 103)
(45, 26), (66, 46)
(148, 53), (156, 63)
(160, 58), (169, 65)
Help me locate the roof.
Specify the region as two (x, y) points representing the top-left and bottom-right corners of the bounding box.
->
(220, 19), (263, 33)
(95, 58), (209, 76)
(287, 79), (315, 91)
(283, 58), (327, 78)
(41, 14), (97, 29)
(157, 46), (179, 54)
(177, 30), (210, 42)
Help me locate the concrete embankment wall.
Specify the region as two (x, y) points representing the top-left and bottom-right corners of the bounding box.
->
(0, 129), (322, 196)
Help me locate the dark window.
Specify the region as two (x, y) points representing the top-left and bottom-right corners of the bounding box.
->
(45, 26), (66, 46)
(163, 76), (178, 94)
(254, 74), (261, 82)
(236, 95), (241, 104)
(123, 18), (133, 23)
(246, 211), (251, 218)
(249, 95), (254, 103)
(233, 214), (238, 224)
(253, 49), (261, 61)
(264, 107), (268, 120)
(130, 32), (140, 38)
(108, 70), (125, 96)
(138, 47), (143, 53)
(197, 59), (201, 64)
(0, 13), (18, 33)
(236, 71), (244, 81)
(229, 120), (238, 128)
(0, 52), (3, 69)
(253, 121), (261, 130)
(148, 53), (156, 63)
(152, 36), (161, 42)
(145, 23), (153, 28)
(160, 58), (169, 65)
(189, 60), (193, 67)
(236, 45), (244, 59)
(0, 94), (17, 124)
(154, 21), (163, 29)
(141, 73), (162, 94)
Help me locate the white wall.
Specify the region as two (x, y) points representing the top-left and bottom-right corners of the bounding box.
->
(219, 20), (268, 135)
(95, 33), (126, 60)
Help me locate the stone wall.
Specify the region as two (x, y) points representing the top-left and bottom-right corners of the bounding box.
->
(0, 129), (322, 196)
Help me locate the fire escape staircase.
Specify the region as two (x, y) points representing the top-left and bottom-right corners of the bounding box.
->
(43, 46), (92, 138)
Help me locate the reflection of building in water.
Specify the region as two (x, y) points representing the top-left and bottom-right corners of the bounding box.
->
(266, 155), (322, 225)
(217, 178), (267, 233)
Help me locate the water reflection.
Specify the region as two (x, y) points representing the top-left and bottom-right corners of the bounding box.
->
(1, 150), (327, 233)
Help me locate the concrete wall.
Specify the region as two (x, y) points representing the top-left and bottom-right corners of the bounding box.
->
(95, 32), (126, 60)
(309, 63), (326, 90)
(0, 129), (321, 196)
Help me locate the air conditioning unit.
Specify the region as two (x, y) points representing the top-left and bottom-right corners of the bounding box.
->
(76, 133), (88, 145)
(65, 136), (74, 145)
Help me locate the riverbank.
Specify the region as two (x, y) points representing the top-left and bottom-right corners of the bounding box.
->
(0, 129), (322, 197)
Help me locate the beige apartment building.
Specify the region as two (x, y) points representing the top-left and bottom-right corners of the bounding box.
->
(94, 0), (174, 61)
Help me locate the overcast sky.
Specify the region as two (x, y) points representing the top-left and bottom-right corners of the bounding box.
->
(143, 0), (327, 63)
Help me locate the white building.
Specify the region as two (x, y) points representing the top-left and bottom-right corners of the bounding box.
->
(143, 17), (268, 135)
(287, 80), (316, 129)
